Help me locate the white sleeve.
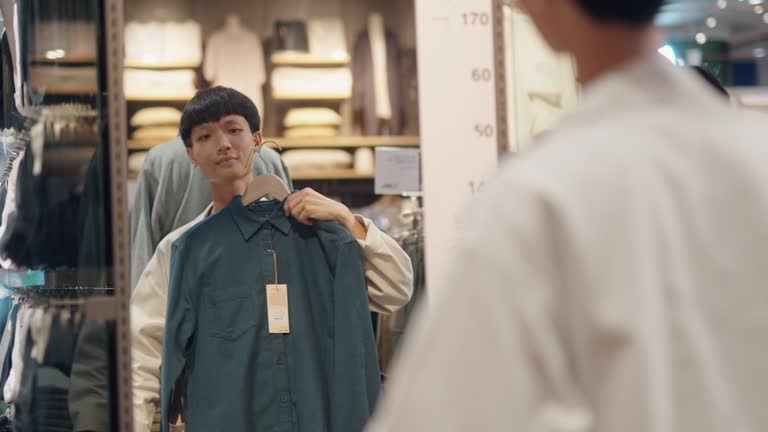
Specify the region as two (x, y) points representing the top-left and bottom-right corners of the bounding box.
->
(354, 215), (414, 314)
(131, 239), (172, 432)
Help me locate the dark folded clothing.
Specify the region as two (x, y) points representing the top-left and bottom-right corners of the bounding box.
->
(35, 427), (71, 432)
(37, 422), (72, 426)
(274, 20), (308, 51)
(34, 390), (68, 394)
(37, 422), (72, 428)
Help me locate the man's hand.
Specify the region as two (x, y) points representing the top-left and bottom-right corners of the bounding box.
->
(284, 188), (367, 240)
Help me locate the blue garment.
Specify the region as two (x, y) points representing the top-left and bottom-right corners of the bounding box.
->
(161, 197), (380, 432)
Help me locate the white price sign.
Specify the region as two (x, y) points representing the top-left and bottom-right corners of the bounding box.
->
(375, 147), (421, 195)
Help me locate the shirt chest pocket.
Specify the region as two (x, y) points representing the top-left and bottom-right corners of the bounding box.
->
(206, 289), (258, 341)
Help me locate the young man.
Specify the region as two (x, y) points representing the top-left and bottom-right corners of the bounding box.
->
(130, 137), (290, 292)
(366, 1), (768, 432)
(132, 87), (413, 432)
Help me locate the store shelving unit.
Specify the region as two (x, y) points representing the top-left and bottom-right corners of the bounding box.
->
(291, 168), (374, 181)
(128, 135), (420, 151)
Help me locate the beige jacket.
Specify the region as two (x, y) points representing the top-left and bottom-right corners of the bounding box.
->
(131, 206), (413, 432)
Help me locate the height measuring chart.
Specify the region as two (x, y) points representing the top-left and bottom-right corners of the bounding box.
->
(416, 0), (508, 293)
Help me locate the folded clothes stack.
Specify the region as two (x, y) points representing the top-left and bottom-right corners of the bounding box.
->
(128, 107), (182, 176)
(271, 67), (352, 100)
(282, 107), (342, 138)
(281, 149), (353, 173)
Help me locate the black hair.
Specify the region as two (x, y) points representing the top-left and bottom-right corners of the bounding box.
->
(574, 0), (664, 25)
(691, 66), (729, 98)
(179, 86), (261, 147)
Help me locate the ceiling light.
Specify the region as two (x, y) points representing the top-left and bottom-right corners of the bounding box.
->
(658, 45), (677, 64)
(754, 47), (767, 57)
(45, 49), (65, 59)
(706, 17), (718, 27)
(696, 32), (708, 44)
(756, 5), (765, 13)
(749, 0), (763, 4)
(718, 0), (728, 7)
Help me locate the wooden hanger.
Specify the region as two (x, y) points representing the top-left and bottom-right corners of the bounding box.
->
(241, 140), (290, 204)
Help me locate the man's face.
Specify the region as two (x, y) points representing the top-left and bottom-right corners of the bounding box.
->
(186, 114), (260, 183)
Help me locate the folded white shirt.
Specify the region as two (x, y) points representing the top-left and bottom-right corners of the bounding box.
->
(130, 107), (183, 127)
(29, 66), (98, 94)
(124, 69), (197, 100)
(125, 20), (202, 66)
(281, 149), (353, 171)
(284, 107), (342, 128)
(271, 67), (352, 100)
(283, 126), (339, 138)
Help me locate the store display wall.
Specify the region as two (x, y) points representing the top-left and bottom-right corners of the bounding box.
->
(123, 0), (420, 209)
(0, 0), (127, 430)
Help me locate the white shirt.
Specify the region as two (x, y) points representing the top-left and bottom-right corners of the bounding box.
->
(124, 20), (202, 66)
(366, 55), (768, 432)
(203, 25), (266, 114)
(132, 206), (413, 432)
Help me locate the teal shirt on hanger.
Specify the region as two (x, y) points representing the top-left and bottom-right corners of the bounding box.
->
(160, 197), (380, 432)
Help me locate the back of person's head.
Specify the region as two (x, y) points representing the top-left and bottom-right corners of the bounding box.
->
(573, 0), (664, 25)
(690, 66), (729, 98)
(179, 86), (261, 147)
(524, 0), (665, 55)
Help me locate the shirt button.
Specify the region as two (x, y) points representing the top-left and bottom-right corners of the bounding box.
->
(275, 354), (285, 365)
(280, 393), (289, 403)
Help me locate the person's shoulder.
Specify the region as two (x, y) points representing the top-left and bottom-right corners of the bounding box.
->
(157, 213), (207, 254)
(145, 137), (189, 165)
(173, 206), (232, 250)
(258, 145), (283, 165)
(724, 106), (768, 136)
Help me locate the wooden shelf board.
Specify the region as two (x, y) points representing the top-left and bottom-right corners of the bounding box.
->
(129, 136), (420, 152)
(30, 87), (97, 96)
(125, 60), (200, 69)
(31, 56), (98, 64)
(265, 136), (420, 149)
(126, 95), (192, 102)
(272, 95), (351, 102)
(270, 53), (350, 66)
(291, 169), (374, 181)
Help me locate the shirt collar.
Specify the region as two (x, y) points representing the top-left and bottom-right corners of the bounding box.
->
(194, 204), (214, 224)
(227, 196), (291, 240)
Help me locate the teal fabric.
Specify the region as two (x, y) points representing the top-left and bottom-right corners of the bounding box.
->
(161, 197), (380, 432)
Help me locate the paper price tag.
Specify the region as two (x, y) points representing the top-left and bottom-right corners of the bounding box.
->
(266, 284), (290, 334)
(375, 147), (421, 195)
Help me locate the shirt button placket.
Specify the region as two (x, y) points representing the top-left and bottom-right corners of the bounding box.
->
(266, 227), (293, 431)
(273, 337), (293, 429)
